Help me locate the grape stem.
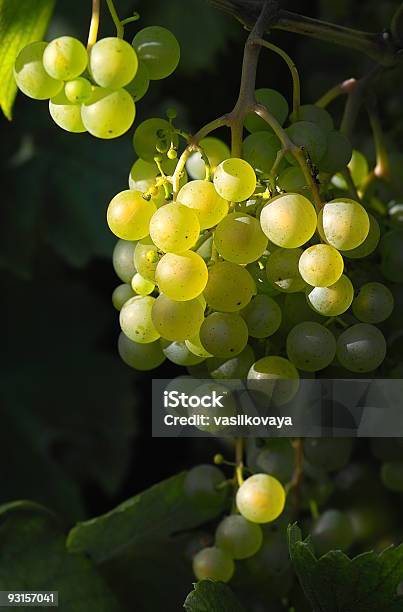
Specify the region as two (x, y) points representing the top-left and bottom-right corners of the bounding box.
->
(105, 0), (124, 38)
(87, 0), (101, 50)
(289, 438), (304, 513)
(235, 437), (244, 487)
(315, 78), (357, 109)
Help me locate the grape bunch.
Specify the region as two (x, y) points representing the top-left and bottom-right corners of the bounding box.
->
(14, 26), (179, 138)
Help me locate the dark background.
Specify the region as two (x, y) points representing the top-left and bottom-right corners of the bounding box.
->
(0, 0), (402, 526)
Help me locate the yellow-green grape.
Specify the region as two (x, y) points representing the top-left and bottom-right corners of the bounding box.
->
(14, 42), (63, 100)
(149, 203), (200, 253)
(133, 118), (176, 162)
(49, 91), (86, 133)
(286, 321), (336, 371)
(215, 515), (263, 560)
(299, 244), (344, 287)
(207, 345), (255, 379)
(277, 167), (308, 195)
(125, 60), (150, 102)
(352, 282), (394, 323)
(131, 272), (155, 296)
(342, 213), (380, 259)
(132, 26), (180, 80)
(89, 37), (138, 88)
(133, 238), (160, 282)
(247, 356), (300, 406)
(161, 340), (205, 366)
(236, 474), (286, 523)
(200, 312), (248, 358)
(64, 77), (92, 103)
(285, 121), (327, 165)
(204, 261), (256, 312)
(112, 239), (137, 283)
(118, 332), (165, 370)
(260, 193), (317, 248)
(213, 158), (256, 202)
(151, 294), (204, 341)
(186, 137), (230, 180)
(298, 104), (334, 133)
(155, 251), (208, 301)
(177, 180), (229, 229)
(306, 274), (354, 316)
(112, 283), (135, 310)
(128, 158), (178, 205)
(242, 132), (283, 175)
(185, 332), (212, 358)
(120, 296), (160, 343)
(241, 294), (282, 338)
(333, 150), (369, 190)
(336, 323), (386, 372)
(266, 248), (306, 293)
(318, 199), (369, 250)
(107, 190), (156, 240)
(43, 36), (88, 80)
(318, 131), (352, 174)
(192, 546), (234, 583)
(214, 213), (268, 264)
(81, 87), (136, 139)
(245, 88), (289, 133)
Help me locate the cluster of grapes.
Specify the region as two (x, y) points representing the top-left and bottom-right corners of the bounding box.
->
(14, 26), (179, 138)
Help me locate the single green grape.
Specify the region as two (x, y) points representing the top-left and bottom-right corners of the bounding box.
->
(254, 440), (295, 483)
(215, 514), (263, 559)
(64, 77), (92, 103)
(333, 149), (369, 189)
(204, 261), (256, 312)
(124, 60), (150, 102)
(133, 238), (161, 282)
(206, 345), (255, 380)
(318, 199), (370, 250)
(236, 474), (286, 523)
(112, 239), (137, 283)
(90, 37), (138, 88)
(277, 167), (309, 196)
(298, 244), (344, 287)
(112, 283), (135, 310)
(286, 322), (336, 371)
(304, 438), (353, 472)
(285, 121), (327, 165)
(306, 274), (354, 317)
(81, 87), (136, 139)
(155, 251), (208, 301)
(107, 190), (156, 240)
(245, 88), (289, 133)
(381, 462), (403, 493)
(177, 180), (229, 230)
(14, 41), (63, 100)
(131, 272), (155, 296)
(161, 339), (205, 366)
(241, 294), (282, 338)
(336, 323), (386, 372)
(297, 104), (334, 133)
(151, 293), (204, 341)
(242, 131), (283, 175)
(132, 26), (180, 80)
(247, 356), (300, 406)
(133, 117), (177, 162)
(213, 158), (256, 202)
(149, 203), (200, 253)
(200, 312), (249, 358)
(260, 193), (317, 248)
(318, 130), (352, 175)
(118, 331), (165, 370)
(352, 282), (394, 323)
(266, 247), (306, 292)
(185, 332), (212, 358)
(192, 546), (234, 582)
(186, 137), (230, 180)
(43, 36), (88, 80)
(49, 91), (86, 133)
(184, 464), (226, 509)
(214, 212), (268, 264)
(120, 296), (160, 343)
(311, 510), (354, 556)
(341, 213), (380, 259)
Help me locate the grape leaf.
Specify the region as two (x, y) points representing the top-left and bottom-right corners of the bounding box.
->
(288, 523), (403, 612)
(184, 580), (246, 612)
(0, 0), (55, 119)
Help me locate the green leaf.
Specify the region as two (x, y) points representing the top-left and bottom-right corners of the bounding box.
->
(184, 580), (246, 612)
(0, 0), (55, 120)
(288, 523), (403, 612)
(0, 501), (121, 611)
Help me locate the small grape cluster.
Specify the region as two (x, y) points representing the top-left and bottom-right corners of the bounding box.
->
(14, 26), (179, 139)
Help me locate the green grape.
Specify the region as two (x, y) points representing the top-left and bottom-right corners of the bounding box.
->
(185, 333), (212, 358)
(206, 345), (255, 379)
(132, 26), (180, 80)
(286, 322), (336, 371)
(193, 546), (234, 582)
(342, 213), (380, 259)
(161, 339), (205, 365)
(133, 118), (176, 162)
(64, 77), (92, 103)
(306, 274), (354, 316)
(285, 121), (327, 164)
(131, 272), (155, 296)
(241, 294), (282, 338)
(266, 247), (306, 292)
(149, 203), (200, 253)
(112, 239), (137, 283)
(133, 238), (160, 282)
(188, 382), (237, 433)
(381, 462), (403, 492)
(112, 283), (135, 310)
(284, 293), (325, 327)
(260, 193), (317, 248)
(124, 59), (150, 101)
(107, 190), (156, 240)
(177, 180), (229, 230)
(200, 312), (248, 358)
(297, 104), (334, 133)
(304, 438), (353, 472)
(336, 323), (386, 372)
(380, 230), (403, 283)
(43, 36), (88, 80)
(236, 474), (286, 523)
(118, 331), (165, 370)
(215, 515), (263, 560)
(242, 131), (282, 175)
(151, 294), (204, 341)
(318, 198), (369, 250)
(128, 158), (179, 204)
(332, 150), (369, 190)
(155, 251), (208, 301)
(120, 296), (160, 343)
(299, 244), (344, 287)
(352, 282), (394, 323)
(213, 158), (256, 202)
(184, 465), (226, 510)
(246, 260), (280, 297)
(81, 87), (135, 138)
(49, 91), (86, 133)
(186, 137), (230, 180)
(247, 356), (300, 406)
(318, 131), (352, 174)
(312, 510), (354, 556)
(214, 212), (268, 264)
(204, 261), (256, 312)
(14, 41), (63, 100)
(277, 167), (309, 196)
(89, 37), (138, 88)
(254, 440), (295, 483)
(245, 88), (289, 133)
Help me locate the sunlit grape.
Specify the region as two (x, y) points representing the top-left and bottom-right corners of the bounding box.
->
(120, 296), (160, 343)
(90, 37), (138, 88)
(214, 212), (268, 264)
(112, 283), (135, 310)
(318, 199), (369, 250)
(81, 87), (136, 138)
(306, 274), (354, 317)
(14, 41), (63, 100)
(186, 137), (230, 180)
(177, 180), (228, 229)
(64, 77), (92, 103)
(131, 272), (155, 296)
(298, 244), (344, 287)
(107, 190), (156, 240)
(161, 339), (205, 366)
(149, 203), (200, 253)
(342, 213), (380, 259)
(236, 474), (286, 523)
(155, 251), (208, 301)
(49, 91), (86, 133)
(152, 294), (204, 341)
(133, 238), (160, 282)
(112, 239), (137, 283)
(118, 332), (165, 370)
(213, 158), (256, 202)
(43, 36), (88, 80)
(260, 193), (317, 248)
(204, 261), (256, 312)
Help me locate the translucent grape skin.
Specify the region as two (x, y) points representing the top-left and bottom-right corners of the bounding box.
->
(81, 87), (136, 139)
(245, 88), (289, 133)
(132, 26), (180, 80)
(213, 158), (256, 202)
(161, 340), (205, 366)
(133, 238), (160, 282)
(352, 282), (394, 323)
(120, 296), (160, 343)
(64, 77), (92, 103)
(131, 272), (155, 296)
(260, 193), (317, 248)
(49, 91), (86, 133)
(107, 190), (156, 240)
(124, 60), (150, 102)
(177, 180), (229, 229)
(192, 546), (234, 583)
(200, 312), (249, 358)
(298, 243), (344, 287)
(236, 474), (286, 523)
(214, 212), (268, 264)
(215, 515), (263, 560)
(112, 239), (137, 283)
(318, 199), (370, 250)
(341, 213), (380, 259)
(266, 247), (306, 293)
(149, 203), (200, 253)
(90, 37), (138, 89)
(306, 274), (354, 317)
(241, 294), (282, 338)
(133, 118), (176, 162)
(151, 294), (204, 341)
(43, 36), (88, 80)
(286, 322), (336, 372)
(155, 251), (208, 301)
(336, 323), (386, 373)
(185, 333), (212, 358)
(206, 345), (255, 380)
(285, 121), (327, 164)
(112, 283), (135, 310)
(247, 356), (300, 406)
(118, 331), (165, 370)
(186, 137), (230, 180)
(14, 41), (63, 100)
(333, 149), (369, 190)
(204, 261), (256, 312)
